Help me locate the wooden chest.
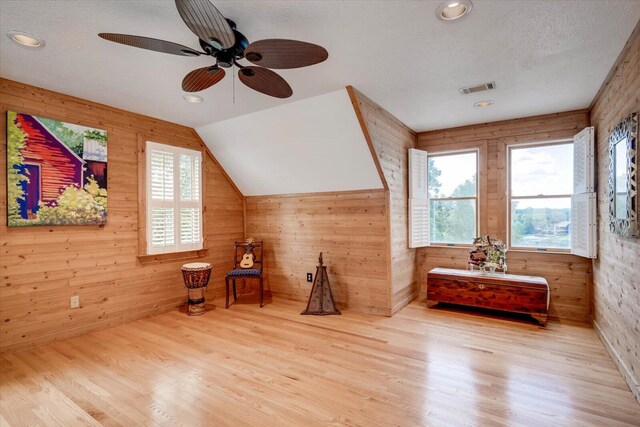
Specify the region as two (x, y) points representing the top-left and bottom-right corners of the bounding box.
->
(426, 268), (549, 325)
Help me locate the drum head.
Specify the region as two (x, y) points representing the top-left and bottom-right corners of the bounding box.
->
(182, 262), (211, 270)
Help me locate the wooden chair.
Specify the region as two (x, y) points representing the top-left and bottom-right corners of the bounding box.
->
(225, 241), (264, 308)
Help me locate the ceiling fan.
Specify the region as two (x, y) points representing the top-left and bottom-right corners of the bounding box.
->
(98, 0), (328, 99)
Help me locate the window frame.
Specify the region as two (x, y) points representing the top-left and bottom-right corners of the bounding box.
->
(506, 139), (573, 253)
(137, 135), (208, 262)
(427, 148), (480, 247)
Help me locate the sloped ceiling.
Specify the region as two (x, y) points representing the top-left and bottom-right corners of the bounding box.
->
(197, 89), (383, 195)
(1, 1), (639, 131)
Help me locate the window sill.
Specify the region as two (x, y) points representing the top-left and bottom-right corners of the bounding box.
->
(137, 249), (209, 264)
(508, 248), (571, 255)
(426, 244), (473, 249)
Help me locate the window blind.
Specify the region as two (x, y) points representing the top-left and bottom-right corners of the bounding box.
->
(408, 148), (430, 248)
(146, 141), (203, 255)
(571, 127), (597, 258)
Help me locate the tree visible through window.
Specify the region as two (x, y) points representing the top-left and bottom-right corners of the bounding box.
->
(428, 151), (478, 244)
(509, 142), (573, 249)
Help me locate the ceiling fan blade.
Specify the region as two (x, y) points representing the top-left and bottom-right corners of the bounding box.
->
(98, 33), (202, 56)
(182, 66), (226, 92)
(244, 39), (328, 69)
(238, 66), (293, 98)
(175, 0), (235, 50)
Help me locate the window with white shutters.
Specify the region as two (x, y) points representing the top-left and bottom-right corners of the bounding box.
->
(146, 141), (203, 255)
(408, 148), (479, 248)
(507, 131), (596, 257)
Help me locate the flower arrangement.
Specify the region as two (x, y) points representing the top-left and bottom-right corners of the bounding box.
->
(468, 235), (507, 273)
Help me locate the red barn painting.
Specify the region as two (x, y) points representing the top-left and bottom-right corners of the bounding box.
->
(6, 111), (108, 226)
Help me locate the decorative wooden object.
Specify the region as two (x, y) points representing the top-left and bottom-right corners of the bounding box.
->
(301, 252), (341, 316)
(427, 268), (549, 325)
(181, 262), (212, 316)
(225, 241), (264, 308)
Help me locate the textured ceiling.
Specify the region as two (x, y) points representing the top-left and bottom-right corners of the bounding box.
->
(1, 1), (639, 132)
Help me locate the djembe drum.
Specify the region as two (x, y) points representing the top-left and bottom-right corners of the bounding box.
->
(181, 262), (212, 316)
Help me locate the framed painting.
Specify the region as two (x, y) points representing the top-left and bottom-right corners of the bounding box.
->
(6, 111), (108, 226)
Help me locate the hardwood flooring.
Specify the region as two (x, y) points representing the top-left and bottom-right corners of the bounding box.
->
(1, 298), (639, 427)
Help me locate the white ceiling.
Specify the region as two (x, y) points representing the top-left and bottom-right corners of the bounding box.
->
(1, 1), (639, 132)
(197, 89), (383, 195)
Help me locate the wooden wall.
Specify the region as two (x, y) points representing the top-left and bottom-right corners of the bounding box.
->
(0, 79), (244, 354)
(416, 110), (593, 322)
(245, 190), (391, 315)
(348, 87), (418, 314)
(590, 21), (640, 403)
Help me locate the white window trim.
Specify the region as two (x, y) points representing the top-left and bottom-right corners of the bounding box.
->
(146, 141), (203, 255)
(506, 139), (573, 253)
(428, 149), (480, 247)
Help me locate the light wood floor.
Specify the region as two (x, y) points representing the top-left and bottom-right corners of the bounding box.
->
(1, 298), (639, 427)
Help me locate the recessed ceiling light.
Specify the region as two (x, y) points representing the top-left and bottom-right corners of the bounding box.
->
(6, 31), (45, 48)
(183, 94), (204, 104)
(474, 100), (494, 108)
(436, 0), (473, 21)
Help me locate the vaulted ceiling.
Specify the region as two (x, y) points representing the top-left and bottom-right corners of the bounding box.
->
(1, 1), (639, 132)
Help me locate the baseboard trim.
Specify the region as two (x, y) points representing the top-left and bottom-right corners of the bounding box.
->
(593, 319), (640, 404)
(391, 289), (419, 316)
(0, 301), (183, 356)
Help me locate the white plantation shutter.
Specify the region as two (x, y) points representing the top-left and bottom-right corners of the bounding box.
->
(409, 148), (430, 248)
(147, 142), (203, 254)
(571, 193), (597, 258)
(571, 127), (597, 258)
(573, 126), (595, 193)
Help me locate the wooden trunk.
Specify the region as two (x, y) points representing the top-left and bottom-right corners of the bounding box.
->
(426, 268), (549, 325)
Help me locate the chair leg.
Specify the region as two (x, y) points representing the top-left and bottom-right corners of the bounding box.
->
(225, 277), (230, 309)
(259, 276), (264, 308)
(232, 279), (237, 301)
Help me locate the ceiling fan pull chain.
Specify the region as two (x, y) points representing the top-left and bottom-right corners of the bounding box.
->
(233, 65), (235, 104)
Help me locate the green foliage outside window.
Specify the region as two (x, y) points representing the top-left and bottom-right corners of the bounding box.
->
(429, 157), (477, 244)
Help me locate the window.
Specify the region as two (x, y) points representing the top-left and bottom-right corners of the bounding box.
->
(146, 141), (202, 255)
(409, 149), (478, 247)
(508, 141), (573, 250)
(427, 151), (478, 244)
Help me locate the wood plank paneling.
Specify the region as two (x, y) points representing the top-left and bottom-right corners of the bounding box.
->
(590, 20), (640, 403)
(0, 79), (244, 354)
(245, 190), (390, 315)
(348, 87), (418, 314)
(416, 109), (593, 323)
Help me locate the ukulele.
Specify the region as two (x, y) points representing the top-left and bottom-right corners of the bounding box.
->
(239, 237), (256, 268)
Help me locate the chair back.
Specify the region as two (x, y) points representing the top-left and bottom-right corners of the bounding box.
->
(233, 241), (263, 269)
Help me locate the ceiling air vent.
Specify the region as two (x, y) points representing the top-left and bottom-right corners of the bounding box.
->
(459, 81), (496, 95)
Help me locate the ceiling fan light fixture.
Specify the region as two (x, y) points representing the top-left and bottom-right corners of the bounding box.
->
(474, 100), (494, 108)
(183, 94), (204, 104)
(436, 0), (473, 21)
(6, 30), (45, 48)
(208, 37), (223, 50)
